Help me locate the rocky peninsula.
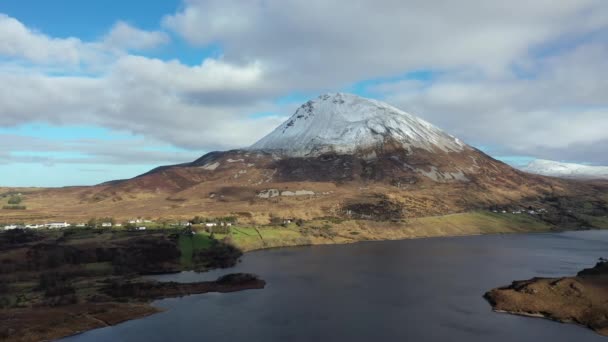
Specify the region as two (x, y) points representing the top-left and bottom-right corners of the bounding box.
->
(485, 259), (608, 336)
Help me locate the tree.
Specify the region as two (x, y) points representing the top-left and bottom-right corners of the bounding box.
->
(87, 218), (98, 228)
(7, 196), (21, 205)
(191, 216), (204, 224)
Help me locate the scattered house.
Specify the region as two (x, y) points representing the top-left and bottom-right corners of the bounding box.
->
(75, 223), (86, 228)
(25, 224), (44, 229)
(205, 222), (218, 227)
(114, 223), (123, 227)
(179, 221), (192, 227)
(45, 222), (70, 229)
(219, 222), (233, 227)
(101, 222), (113, 227)
(128, 219), (145, 224)
(3, 224), (18, 230)
(283, 218), (295, 224)
(136, 226), (147, 231)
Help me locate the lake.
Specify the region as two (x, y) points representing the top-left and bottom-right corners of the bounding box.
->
(64, 230), (608, 341)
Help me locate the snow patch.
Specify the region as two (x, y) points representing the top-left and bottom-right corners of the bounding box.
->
(257, 189), (316, 198)
(249, 93), (467, 157)
(281, 190), (315, 196)
(521, 159), (608, 179)
(201, 162), (220, 170)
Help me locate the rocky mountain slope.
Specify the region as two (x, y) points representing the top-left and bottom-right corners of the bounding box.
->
(522, 159), (608, 180)
(2, 94), (607, 229)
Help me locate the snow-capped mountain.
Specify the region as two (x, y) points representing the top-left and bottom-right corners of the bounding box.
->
(29, 92), (608, 230)
(250, 93), (467, 156)
(522, 159), (608, 180)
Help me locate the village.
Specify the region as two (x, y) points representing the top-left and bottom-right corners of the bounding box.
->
(0, 216), (240, 232)
(0, 205), (550, 232)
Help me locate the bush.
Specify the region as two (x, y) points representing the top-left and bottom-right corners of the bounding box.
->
(7, 196), (21, 205)
(2, 205), (26, 210)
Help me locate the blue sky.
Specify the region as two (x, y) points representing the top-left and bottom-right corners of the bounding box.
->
(0, 1), (606, 186)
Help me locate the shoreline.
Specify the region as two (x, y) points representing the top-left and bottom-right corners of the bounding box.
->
(484, 261), (608, 337)
(239, 228), (590, 254)
(0, 273), (265, 342)
(1, 217), (605, 341)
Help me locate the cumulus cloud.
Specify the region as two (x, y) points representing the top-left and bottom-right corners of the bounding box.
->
(0, 14), (85, 65)
(102, 21), (170, 51)
(163, 0), (608, 82)
(0, 14), (285, 152)
(376, 42), (608, 163)
(0, 57), (283, 150)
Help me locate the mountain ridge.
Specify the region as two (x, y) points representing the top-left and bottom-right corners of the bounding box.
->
(522, 159), (608, 180)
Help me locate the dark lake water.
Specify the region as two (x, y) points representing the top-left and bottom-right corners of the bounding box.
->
(65, 230), (608, 341)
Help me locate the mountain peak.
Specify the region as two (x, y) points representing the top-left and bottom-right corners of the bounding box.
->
(250, 93), (466, 156)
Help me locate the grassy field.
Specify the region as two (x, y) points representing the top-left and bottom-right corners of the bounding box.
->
(578, 214), (608, 229)
(404, 211), (552, 236)
(185, 211), (557, 252)
(178, 234), (214, 267)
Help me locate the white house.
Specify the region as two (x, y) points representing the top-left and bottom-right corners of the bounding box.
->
(136, 226), (147, 230)
(101, 222), (113, 227)
(45, 222), (70, 229)
(205, 222), (217, 227)
(3, 225), (18, 230)
(25, 224), (44, 229)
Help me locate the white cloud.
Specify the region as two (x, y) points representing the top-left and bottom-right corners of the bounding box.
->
(0, 14), (284, 152)
(376, 42), (608, 162)
(163, 0), (608, 81)
(0, 56), (282, 150)
(102, 21), (169, 51)
(0, 14), (84, 65)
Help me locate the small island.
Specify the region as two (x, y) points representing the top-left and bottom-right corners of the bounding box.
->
(484, 259), (608, 336)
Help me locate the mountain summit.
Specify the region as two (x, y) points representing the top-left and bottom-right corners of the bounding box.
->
(250, 93), (466, 156)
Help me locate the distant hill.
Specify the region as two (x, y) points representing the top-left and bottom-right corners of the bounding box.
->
(522, 159), (608, 180)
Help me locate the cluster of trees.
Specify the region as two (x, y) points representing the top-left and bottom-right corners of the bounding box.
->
(86, 217), (115, 228)
(3, 195), (26, 210)
(269, 215), (304, 227)
(7, 195), (21, 205)
(190, 216), (238, 224)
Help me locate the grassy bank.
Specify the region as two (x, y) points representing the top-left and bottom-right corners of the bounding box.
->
(203, 211), (556, 252)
